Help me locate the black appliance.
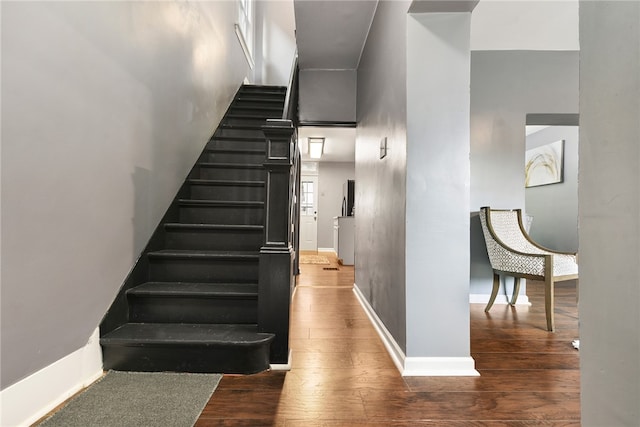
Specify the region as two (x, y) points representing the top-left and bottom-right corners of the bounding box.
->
(342, 180), (355, 216)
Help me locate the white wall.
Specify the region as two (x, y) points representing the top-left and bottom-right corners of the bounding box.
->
(471, 0), (579, 51)
(525, 126), (579, 253)
(255, 0), (297, 86)
(317, 162), (355, 249)
(579, 1), (640, 424)
(1, 1), (251, 391)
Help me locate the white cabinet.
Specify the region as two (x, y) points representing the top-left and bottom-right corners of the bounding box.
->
(333, 216), (355, 265)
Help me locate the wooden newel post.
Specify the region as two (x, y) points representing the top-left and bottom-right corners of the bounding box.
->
(259, 119), (295, 365)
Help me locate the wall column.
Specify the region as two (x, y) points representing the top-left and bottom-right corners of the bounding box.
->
(579, 1), (640, 424)
(404, 11), (476, 375)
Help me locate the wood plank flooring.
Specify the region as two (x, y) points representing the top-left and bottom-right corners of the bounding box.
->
(196, 252), (580, 426)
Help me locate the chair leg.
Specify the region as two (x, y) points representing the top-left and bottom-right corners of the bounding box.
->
(510, 277), (521, 306)
(485, 273), (500, 312)
(544, 276), (555, 332)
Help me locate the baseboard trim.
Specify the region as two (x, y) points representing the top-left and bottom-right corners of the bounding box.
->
(354, 284), (480, 377)
(317, 248), (336, 254)
(270, 350), (292, 371)
(353, 284), (407, 374)
(469, 293), (531, 305)
(403, 357), (480, 377)
(0, 328), (103, 427)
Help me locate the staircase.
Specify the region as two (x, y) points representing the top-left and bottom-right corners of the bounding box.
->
(100, 85), (288, 374)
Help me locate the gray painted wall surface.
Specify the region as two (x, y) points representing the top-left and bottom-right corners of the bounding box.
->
(1, 1), (250, 389)
(317, 162), (355, 249)
(579, 2), (640, 424)
(470, 51), (579, 295)
(525, 126), (579, 253)
(299, 70), (357, 122)
(405, 12), (471, 357)
(356, 0), (410, 352)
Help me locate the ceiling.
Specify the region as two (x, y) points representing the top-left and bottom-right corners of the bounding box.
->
(298, 126), (356, 162)
(293, 0), (378, 163)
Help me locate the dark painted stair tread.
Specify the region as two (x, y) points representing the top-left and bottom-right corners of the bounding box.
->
(164, 223), (263, 231)
(219, 123), (269, 130)
(128, 282), (258, 298)
(204, 147), (265, 154)
(236, 97), (284, 103)
(101, 323), (273, 346)
(210, 136), (266, 142)
(148, 250), (259, 260)
(198, 162), (263, 169)
(178, 199), (264, 207)
(231, 105), (283, 111)
(187, 179), (265, 187)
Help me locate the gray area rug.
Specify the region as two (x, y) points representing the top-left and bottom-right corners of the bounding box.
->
(38, 371), (222, 427)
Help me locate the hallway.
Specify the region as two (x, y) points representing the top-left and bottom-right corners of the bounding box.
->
(195, 252), (580, 426)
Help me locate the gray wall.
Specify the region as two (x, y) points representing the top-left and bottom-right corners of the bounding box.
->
(317, 162), (355, 250)
(299, 70), (357, 122)
(525, 126), (579, 253)
(1, 1), (251, 390)
(579, 1), (640, 424)
(470, 50), (579, 295)
(356, 0), (410, 352)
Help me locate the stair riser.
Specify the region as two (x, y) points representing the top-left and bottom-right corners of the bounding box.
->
(128, 296), (257, 324)
(214, 128), (268, 139)
(204, 151), (265, 164)
(223, 118), (271, 127)
(208, 139), (265, 151)
(189, 184), (264, 201)
(228, 108), (282, 117)
(165, 229), (263, 251)
(149, 258), (259, 282)
(179, 205), (264, 224)
(198, 167), (264, 181)
(102, 343), (271, 374)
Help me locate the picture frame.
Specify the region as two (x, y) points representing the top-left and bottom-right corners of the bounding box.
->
(525, 140), (564, 188)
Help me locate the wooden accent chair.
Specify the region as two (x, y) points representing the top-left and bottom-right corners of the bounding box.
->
(478, 207), (578, 331)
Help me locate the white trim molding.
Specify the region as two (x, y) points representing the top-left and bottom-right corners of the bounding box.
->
(317, 247), (337, 255)
(354, 284), (480, 377)
(270, 350), (292, 371)
(353, 284), (405, 374)
(0, 328), (103, 427)
(404, 356), (479, 377)
(234, 24), (255, 70)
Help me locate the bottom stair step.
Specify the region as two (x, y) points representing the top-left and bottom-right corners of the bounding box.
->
(101, 323), (274, 374)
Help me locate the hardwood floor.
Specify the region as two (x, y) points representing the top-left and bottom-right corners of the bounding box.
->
(195, 252), (580, 426)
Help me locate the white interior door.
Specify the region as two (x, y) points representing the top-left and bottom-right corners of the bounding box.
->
(300, 175), (319, 251)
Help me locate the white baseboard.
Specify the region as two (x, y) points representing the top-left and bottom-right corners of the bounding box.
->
(469, 293), (531, 305)
(0, 328), (103, 427)
(403, 357), (479, 376)
(352, 284), (405, 374)
(270, 350), (292, 371)
(317, 248), (336, 254)
(354, 284), (479, 377)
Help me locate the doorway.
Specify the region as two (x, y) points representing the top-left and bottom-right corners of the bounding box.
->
(300, 175), (319, 251)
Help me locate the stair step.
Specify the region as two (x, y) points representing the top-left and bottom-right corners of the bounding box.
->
(101, 323), (274, 374)
(196, 163), (264, 180)
(178, 199), (264, 225)
(187, 179), (265, 202)
(203, 148), (265, 164)
(148, 249), (259, 260)
(207, 137), (266, 150)
(127, 282), (259, 324)
(148, 250), (259, 283)
(236, 96), (284, 104)
(128, 281), (258, 298)
(164, 223), (263, 250)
